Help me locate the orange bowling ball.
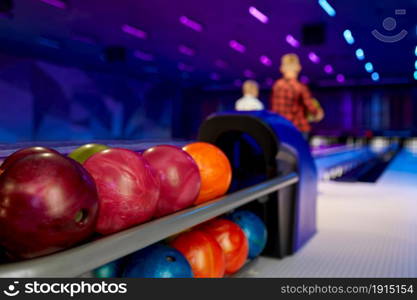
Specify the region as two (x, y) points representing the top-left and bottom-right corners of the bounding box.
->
(199, 219), (249, 275)
(170, 230), (225, 278)
(183, 142), (232, 204)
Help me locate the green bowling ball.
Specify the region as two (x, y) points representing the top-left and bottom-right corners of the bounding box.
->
(68, 143), (110, 163)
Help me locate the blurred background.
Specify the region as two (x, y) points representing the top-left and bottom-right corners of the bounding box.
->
(0, 0), (416, 143)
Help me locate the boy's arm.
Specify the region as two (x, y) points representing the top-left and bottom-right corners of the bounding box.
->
(301, 85), (324, 121)
(300, 85), (318, 114)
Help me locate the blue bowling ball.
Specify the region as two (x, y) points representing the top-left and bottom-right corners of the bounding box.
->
(124, 243), (193, 278)
(93, 259), (123, 278)
(226, 210), (267, 259)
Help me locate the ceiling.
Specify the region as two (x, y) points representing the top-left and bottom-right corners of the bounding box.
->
(0, 0), (416, 87)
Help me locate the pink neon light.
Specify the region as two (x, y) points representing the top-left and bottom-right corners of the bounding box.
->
(179, 16), (203, 32)
(122, 24), (147, 39)
(243, 69), (255, 78)
(308, 52), (320, 64)
(178, 45), (195, 56)
(134, 50), (154, 61)
(300, 75), (310, 84)
(260, 55), (272, 67)
(324, 64), (333, 74)
(286, 35), (300, 48)
(336, 74), (345, 83)
(229, 40), (246, 53)
(40, 0), (66, 9)
(249, 6), (269, 24)
(215, 59), (227, 68)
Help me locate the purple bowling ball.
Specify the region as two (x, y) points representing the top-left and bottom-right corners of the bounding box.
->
(143, 145), (201, 217)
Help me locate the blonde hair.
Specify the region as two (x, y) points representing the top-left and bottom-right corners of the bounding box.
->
(281, 53), (300, 67)
(242, 80), (259, 96)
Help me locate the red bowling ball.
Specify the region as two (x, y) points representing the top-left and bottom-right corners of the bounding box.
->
(143, 145), (201, 217)
(84, 148), (160, 235)
(170, 230), (225, 278)
(199, 219), (249, 274)
(0, 152), (99, 259)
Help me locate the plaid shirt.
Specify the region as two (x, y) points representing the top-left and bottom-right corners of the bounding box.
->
(270, 78), (319, 132)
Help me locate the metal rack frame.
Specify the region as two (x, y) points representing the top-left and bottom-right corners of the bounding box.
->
(0, 173), (298, 277)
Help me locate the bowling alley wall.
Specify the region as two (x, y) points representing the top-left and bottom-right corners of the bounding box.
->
(0, 52), (177, 143)
(1, 51), (417, 143)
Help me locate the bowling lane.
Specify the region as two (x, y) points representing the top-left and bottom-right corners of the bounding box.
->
(311, 144), (352, 156)
(376, 148), (417, 188)
(237, 148), (417, 277)
(314, 146), (375, 180)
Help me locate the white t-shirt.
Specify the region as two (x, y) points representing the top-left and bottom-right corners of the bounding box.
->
(235, 95), (264, 111)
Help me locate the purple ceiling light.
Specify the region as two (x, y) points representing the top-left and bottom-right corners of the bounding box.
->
(122, 24), (147, 39)
(260, 55), (272, 67)
(300, 75), (310, 84)
(40, 0), (67, 9)
(336, 74), (345, 83)
(178, 45), (195, 56)
(229, 40), (246, 53)
(249, 6), (269, 24)
(308, 52), (320, 64)
(134, 50), (154, 61)
(324, 64), (334, 74)
(286, 35), (300, 48)
(215, 59), (227, 68)
(243, 69), (255, 78)
(179, 16), (203, 32)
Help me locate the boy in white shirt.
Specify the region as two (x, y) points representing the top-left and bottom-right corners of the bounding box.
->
(235, 80), (264, 111)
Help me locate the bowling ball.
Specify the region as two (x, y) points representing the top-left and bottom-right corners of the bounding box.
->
(0, 146), (59, 172)
(226, 210), (267, 259)
(199, 219), (248, 274)
(68, 143), (110, 164)
(93, 259), (124, 278)
(83, 148), (160, 235)
(182, 142), (232, 204)
(0, 152), (99, 259)
(170, 230), (225, 278)
(143, 145), (200, 217)
(124, 243), (193, 278)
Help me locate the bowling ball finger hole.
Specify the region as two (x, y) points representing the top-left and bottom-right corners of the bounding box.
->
(74, 209), (88, 224)
(166, 256), (176, 263)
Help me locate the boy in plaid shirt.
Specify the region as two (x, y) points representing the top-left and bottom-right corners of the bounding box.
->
(271, 54), (324, 135)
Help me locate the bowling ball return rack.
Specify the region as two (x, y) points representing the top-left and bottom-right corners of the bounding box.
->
(0, 112), (318, 277)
